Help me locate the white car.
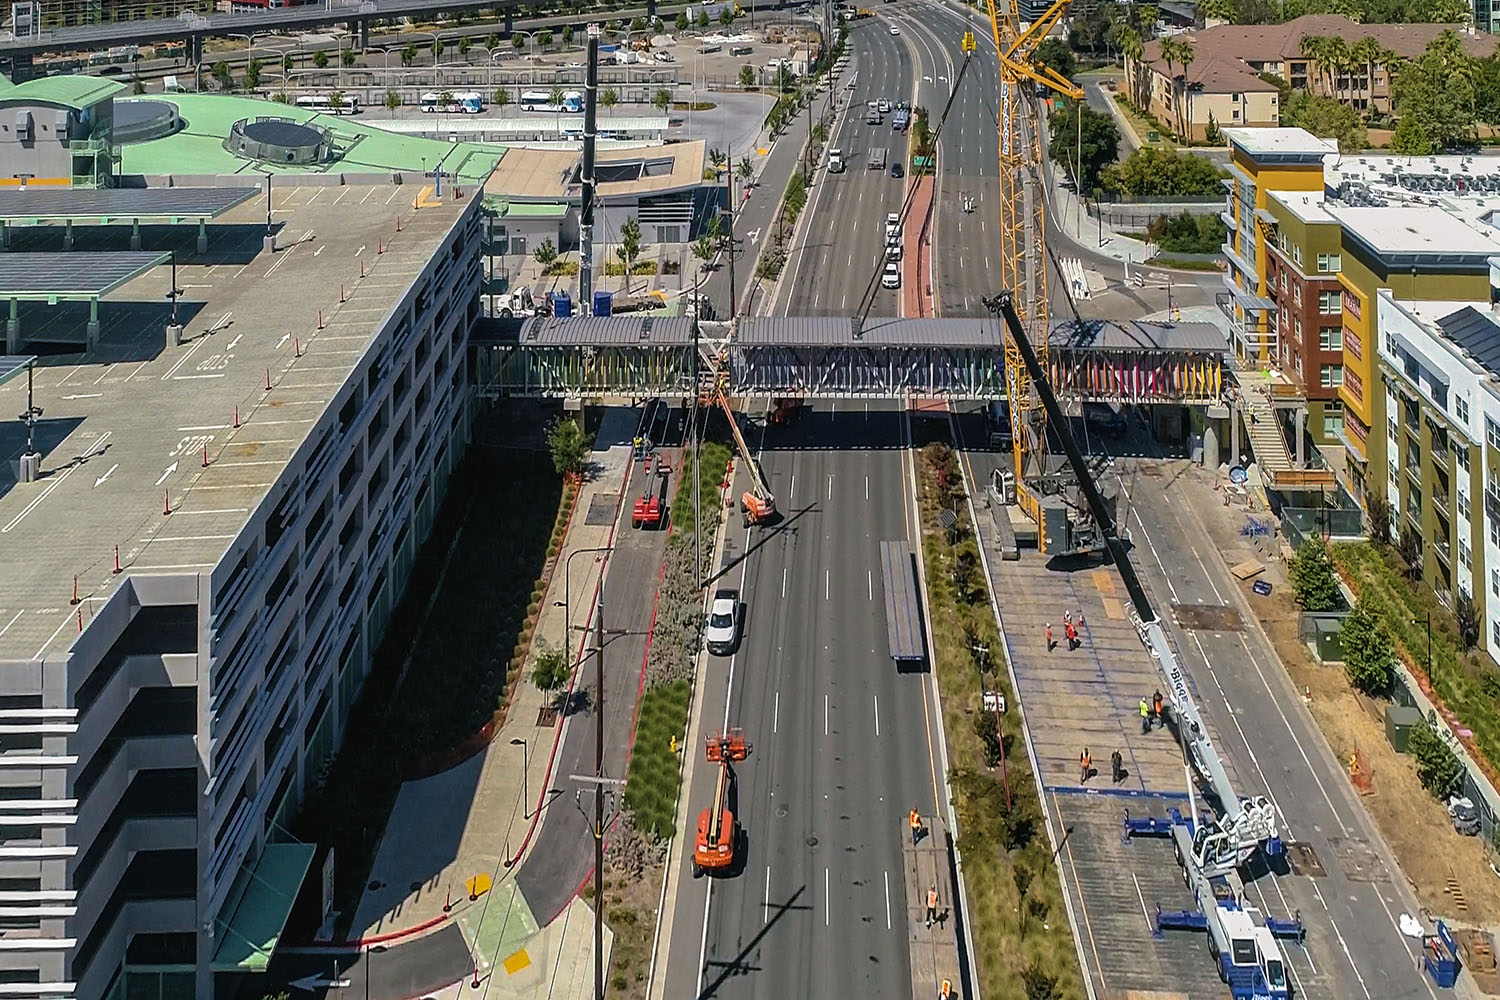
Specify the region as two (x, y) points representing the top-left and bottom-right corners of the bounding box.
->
(882, 262), (901, 288)
(877, 99), (891, 112)
(705, 588), (743, 655)
(889, 24), (900, 33)
(885, 212), (901, 239)
(886, 240), (902, 261)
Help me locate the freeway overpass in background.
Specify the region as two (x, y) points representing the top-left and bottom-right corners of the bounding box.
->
(473, 314), (1228, 403)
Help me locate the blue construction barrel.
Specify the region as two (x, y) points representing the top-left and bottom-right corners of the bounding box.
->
(551, 290), (573, 317)
(593, 290), (613, 316)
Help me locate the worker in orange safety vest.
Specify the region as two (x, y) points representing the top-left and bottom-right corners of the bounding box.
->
(926, 886), (938, 928)
(909, 809), (922, 846)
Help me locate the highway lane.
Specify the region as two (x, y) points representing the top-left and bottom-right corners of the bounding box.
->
(662, 402), (947, 1000)
(779, 19), (912, 317)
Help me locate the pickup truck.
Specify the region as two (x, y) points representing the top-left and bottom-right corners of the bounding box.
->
(868, 147), (887, 170)
(828, 147), (846, 173)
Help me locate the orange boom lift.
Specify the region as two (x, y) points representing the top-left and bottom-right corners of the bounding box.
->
(693, 729), (752, 877)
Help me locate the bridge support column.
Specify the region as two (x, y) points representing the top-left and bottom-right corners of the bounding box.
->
(1203, 418), (1218, 471)
(504, 9), (514, 33)
(1294, 407), (1306, 467)
(130, 219), (141, 251)
(1, 221), (10, 249)
(63, 219), (73, 251)
(1230, 401), (1243, 467)
(86, 298), (100, 350)
(197, 219), (209, 255)
(358, 19), (370, 49)
(646, 0), (657, 17)
(188, 34), (202, 66)
(5, 299), (18, 354)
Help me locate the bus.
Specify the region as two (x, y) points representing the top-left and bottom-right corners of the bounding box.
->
(455, 91), (485, 113)
(420, 91), (485, 114)
(519, 90), (584, 113)
(295, 93), (359, 115)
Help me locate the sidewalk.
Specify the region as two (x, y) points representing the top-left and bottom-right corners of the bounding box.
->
(343, 411), (644, 998)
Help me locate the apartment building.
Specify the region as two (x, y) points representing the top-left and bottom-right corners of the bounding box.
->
(1328, 204), (1500, 508)
(1376, 288), (1500, 645)
(1263, 189), (1347, 447)
(1126, 15), (1498, 137)
(0, 182), (480, 1000)
(1221, 128), (1337, 364)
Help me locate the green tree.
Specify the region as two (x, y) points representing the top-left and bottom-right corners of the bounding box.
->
(562, 25), (574, 46)
(458, 35), (472, 59)
(313, 49), (329, 70)
(282, 52), (294, 72)
(696, 9), (710, 29)
(972, 710), (1003, 767)
(1339, 600), (1396, 695)
(1144, 211), (1227, 252)
(737, 155), (754, 184)
(1391, 113), (1435, 155)
(1099, 146), (1226, 197)
(438, 89), (454, 110)
(536, 29), (553, 48)
(211, 59), (232, 88)
(512, 32), (526, 51)
(600, 87), (619, 112)
(244, 57), (262, 90)
(652, 16), (665, 33)
(1391, 30), (1478, 151)
(433, 37), (445, 62)
(531, 639), (572, 692)
(1159, 36), (1196, 137)
(630, 15), (647, 30)
(1047, 101), (1119, 193)
(652, 87), (673, 112)
(719, 5), (735, 25)
(739, 63), (756, 87)
(534, 237), (559, 268)
(708, 146), (728, 175)
(1203, 111), (1222, 144)
(676, 9), (690, 30)
(546, 418), (589, 477)
(385, 89), (401, 110)
(1408, 714), (1464, 797)
(493, 87), (511, 110)
(1034, 36), (1075, 80)
(692, 233), (715, 266)
(1021, 962), (1061, 1000)
(1289, 540), (1341, 612)
(616, 216), (644, 292)
(402, 42), (418, 66)
(341, 47), (356, 67)
(1200, 0), (1235, 18)
(1281, 91), (1369, 152)
(486, 32), (500, 49)
(549, 84), (566, 110)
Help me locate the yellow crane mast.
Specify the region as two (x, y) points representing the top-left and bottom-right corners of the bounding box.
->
(978, 0), (1082, 496)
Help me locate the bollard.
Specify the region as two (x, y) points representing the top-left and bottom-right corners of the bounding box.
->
(70, 575), (79, 606)
(317, 310), (325, 330)
(163, 489), (171, 516)
(378, 238), (384, 255)
(264, 368), (272, 392)
(294, 336), (301, 358)
(339, 283), (346, 303)
(443, 887), (452, 913)
(471, 966), (480, 989)
(201, 445), (209, 468)
(396, 216), (403, 232)
(360, 258), (366, 278)
(233, 405), (240, 428)
(112, 544), (121, 575)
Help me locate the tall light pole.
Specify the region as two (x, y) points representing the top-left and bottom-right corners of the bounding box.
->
(509, 737), (530, 817)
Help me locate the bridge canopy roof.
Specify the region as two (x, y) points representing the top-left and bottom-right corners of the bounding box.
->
(0, 186), (257, 223)
(739, 317), (1005, 347)
(515, 315), (696, 345)
(1049, 318), (1227, 353)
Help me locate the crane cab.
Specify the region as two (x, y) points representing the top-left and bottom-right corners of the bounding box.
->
(1210, 907), (1291, 1000)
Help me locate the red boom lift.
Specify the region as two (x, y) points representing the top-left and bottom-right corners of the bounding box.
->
(693, 728), (752, 877)
(631, 459), (669, 529)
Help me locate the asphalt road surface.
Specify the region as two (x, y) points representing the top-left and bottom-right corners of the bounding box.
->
(775, 19), (909, 317)
(953, 408), (1446, 999)
(662, 400), (951, 1000)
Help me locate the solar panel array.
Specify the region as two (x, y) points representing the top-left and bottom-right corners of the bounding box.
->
(0, 187), (257, 222)
(0, 252), (167, 295)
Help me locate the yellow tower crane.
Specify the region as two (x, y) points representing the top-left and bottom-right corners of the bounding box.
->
(976, 0), (1083, 523)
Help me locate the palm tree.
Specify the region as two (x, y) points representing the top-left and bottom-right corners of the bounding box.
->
(1324, 35), (1350, 104)
(1118, 27), (1143, 107)
(708, 147), (728, 176)
(1174, 41), (1195, 138)
(1298, 34), (1323, 95)
(1160, 37), (1193, 137)
(1348, 36), (1380, 111)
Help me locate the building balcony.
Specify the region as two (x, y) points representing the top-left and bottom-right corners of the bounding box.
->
(1220, 209), (1238, 231)
(1221, 240), (1259, 279)
(1434, 535), (1453, 566)
(1432, 438), (1451, 469)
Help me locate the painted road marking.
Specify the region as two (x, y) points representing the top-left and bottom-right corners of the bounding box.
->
(874, 695), (881, 737)
(884, 870), (892, 929)
(764, 866), (771, 924)
(774, 691), (780, 734)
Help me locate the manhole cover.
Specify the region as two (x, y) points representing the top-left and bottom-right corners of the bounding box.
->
(1285, 842), (1326, 877)
(586, 495), (619, 526)
(1172, 603), (1243, 631)
(537, 705), (559, 727)
(776, 805), (788, 818)
(1327, 836), (1389, 883)
(806, 835), (819, 847)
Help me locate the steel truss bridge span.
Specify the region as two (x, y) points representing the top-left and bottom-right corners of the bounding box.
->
(474, 315), (1227, 403)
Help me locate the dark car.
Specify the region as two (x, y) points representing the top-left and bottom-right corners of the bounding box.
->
(890, 161), (904, 178)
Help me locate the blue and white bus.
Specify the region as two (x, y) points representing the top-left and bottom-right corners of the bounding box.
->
(519, 90), (584, 113)
(455, 91), (485, 114)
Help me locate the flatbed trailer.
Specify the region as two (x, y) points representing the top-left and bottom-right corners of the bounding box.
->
(880, 540), (925, 665)
(903, 814), (960, 1000)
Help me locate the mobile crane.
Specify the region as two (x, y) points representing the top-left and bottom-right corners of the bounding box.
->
(693, 729), (751, 877)
(984, 292), (1303, 1000)
(700, 367), (777, 527)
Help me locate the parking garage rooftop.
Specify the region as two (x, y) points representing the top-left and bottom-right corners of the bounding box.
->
(0, 181), (470, 663)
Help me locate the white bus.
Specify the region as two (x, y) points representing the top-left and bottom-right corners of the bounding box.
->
(455, 91), (485, 114)
(420, 91), (486, 114)
(519, 90), (584, 113)
(295, 93), (359, 115)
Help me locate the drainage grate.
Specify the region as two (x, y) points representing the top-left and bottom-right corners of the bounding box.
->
(586, 495), (619, 526)
(1284, 842), (1326, 877)
(1171, 603), (1244, 631)
(537, 705), (559, 727)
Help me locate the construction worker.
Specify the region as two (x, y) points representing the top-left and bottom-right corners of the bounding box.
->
(1111, 749), (1125, 784)
(910, 809), (922, 846)
(1065, 620), (1078, 650)
(926, 885), (938, 928)
(939, 979), (954, 1000)
(1045, 623), (1054, 652)
(1152, 690), (1164, 728)
(1139, 697), (1150, 734)
(1079, 747), (1092, 784)
(633, 434), (644, 458)
(1063, 609), (1072, 628)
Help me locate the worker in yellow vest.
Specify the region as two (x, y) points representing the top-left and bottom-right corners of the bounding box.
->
(939, 978), (954, 1000)
(909, 809), (922, 846)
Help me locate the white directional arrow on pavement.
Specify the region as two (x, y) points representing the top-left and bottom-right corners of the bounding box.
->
(155, 462), (178, 487)
(94, 464), (117, 489)
(747, 228), (761, 244)
(289, 973), (352, 992)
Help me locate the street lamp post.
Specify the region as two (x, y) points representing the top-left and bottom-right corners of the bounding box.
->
(509, 737), (530, 817)
(554, 545), (614, 658)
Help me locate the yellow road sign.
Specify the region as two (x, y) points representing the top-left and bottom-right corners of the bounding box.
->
(961, 30), (977, 53)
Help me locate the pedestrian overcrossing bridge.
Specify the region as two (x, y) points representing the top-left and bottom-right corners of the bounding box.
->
(474, 314), (1227, 403)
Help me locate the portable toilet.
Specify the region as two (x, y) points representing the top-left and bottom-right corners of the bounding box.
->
(593, 290), (613, 316)
(551, 290), (573, 318)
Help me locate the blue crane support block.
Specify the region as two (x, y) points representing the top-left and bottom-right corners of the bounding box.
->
(1267, 914), (1306, 943)
(1121, 806), (1188, 842)
(1154, 905), (1207, 937)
